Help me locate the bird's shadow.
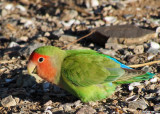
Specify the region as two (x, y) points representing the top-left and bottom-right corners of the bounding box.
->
(0, 66), (78, 106)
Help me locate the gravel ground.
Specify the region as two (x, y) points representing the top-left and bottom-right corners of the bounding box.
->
(0, 0), (160, 113)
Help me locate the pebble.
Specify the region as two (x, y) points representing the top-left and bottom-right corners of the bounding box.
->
(61, 10), (78, 21)
(90, 0), (99, 7)
(128, 99), (147, 110)
(141, 66), (153, 73)
(103, 16), (117, 24)
(129, 82), (141, 91)
(123, 14), (134, 20)
(16, 4), (26, 12)
(133, 45), (144, 54)
(44, 32), (50, 37)
(156, 27), (160, 38)
(52, 29), (64, 37)
(8, 42), (20, 48)
(5, 3), (14, 10)
(76, 106), (96, 114)
(150, 77), (158, 83)
(147, 54), (155, 60)
(1, 95), (17, 107)
(24, 19), (34, 28)
(59, 35), (77, 43)
(147, 42), (160, 54)
(20, 36), (28, 42)
(62, 103), (73, 112)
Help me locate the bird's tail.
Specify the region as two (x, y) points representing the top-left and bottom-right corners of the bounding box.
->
(113, 68), (155, 84)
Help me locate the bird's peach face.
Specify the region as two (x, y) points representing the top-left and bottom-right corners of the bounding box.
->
(27, 52), (57, 83)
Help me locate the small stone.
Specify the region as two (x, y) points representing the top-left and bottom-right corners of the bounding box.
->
(123, 14), (134, 20)
(156, 27), (160, 38)
(61, 10), (78, 21)
(91, 0), (99, 7)
(15, 97), (20, 104)
(129, 82), (141, 91)
(127, 55), (139, 64)
(133, 45), (144, 54)
(150, 42), (160, 49)
(59, 35), (77, 42)
(61, 19), (80, 28)
(76, 106), (96, 114)
(147, 54), (156, 60)
(8, 42), (19, 48)
(128, 99), (147, 110)
(88, 43), (94, 48)
(16, 5), (26, 12)
(44, 32), (50, 37)
(103, 16), (117, 24)
(24, 20), (34, 28)
(5, 4), (15, 10)
(147, 42), (160, 54)
(52, 29), (64, 38)
(154, 104), (160, 111)
(63, 103), (73, 112)
(115, 2), (125, 9)
(19, 36), (28, 42)
(141, 66), (153, 72)
(150, 77), (158, 83)
(1, 95), (17, 107)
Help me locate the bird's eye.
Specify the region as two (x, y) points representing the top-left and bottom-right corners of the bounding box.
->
(38, 57), (44, 63)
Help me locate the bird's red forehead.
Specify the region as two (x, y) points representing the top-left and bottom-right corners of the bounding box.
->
(29, 52), (49, 61)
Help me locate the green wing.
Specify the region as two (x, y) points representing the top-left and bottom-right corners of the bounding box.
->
(61, 52), (125, 87)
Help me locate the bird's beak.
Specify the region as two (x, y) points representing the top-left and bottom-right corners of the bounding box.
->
(27, 61), (44, 83)
(27, 61), (37, 75)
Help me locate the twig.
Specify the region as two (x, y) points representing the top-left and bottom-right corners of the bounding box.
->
(62, 30), (95, 49)
(128, 60), (160, 68)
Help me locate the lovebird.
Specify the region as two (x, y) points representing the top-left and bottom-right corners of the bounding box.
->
(27, 46), (154, 102)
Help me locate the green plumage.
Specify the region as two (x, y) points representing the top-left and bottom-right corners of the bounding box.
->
(34, 46), (154, 102)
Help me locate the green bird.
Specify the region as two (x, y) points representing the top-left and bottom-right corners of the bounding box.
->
(27, 46), (154, 102)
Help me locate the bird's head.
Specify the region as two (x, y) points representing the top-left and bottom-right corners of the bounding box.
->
(27, 46), (65, 83)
